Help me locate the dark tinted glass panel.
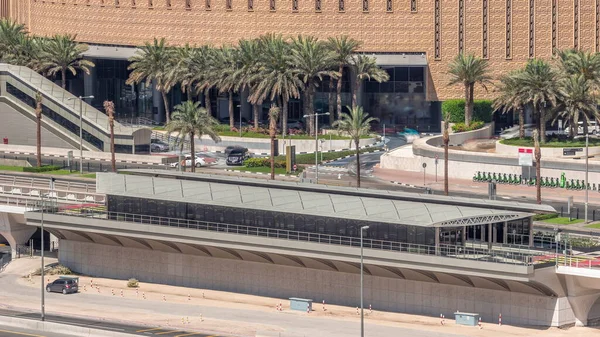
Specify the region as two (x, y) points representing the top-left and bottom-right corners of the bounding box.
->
(383, 67), (395, 81)
(409, 67), (425, 82)
(365, 81), (379, 93)
(380, 82), (394, 93)
(394, 82), (409, 93)
(395, 67), (409, 81)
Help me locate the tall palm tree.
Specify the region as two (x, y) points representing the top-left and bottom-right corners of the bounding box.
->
(533, 129), (541, 204)
(213, 46), (239, 129)
(290, 35), (337, 135)
(251, 34), (303, 137)
(268, 104), (280, 180)
(556, 49), (600, 86)
(553, 75), (600, 138)
(103, 101), (116, 172)
(38, 34), (94, 90)
(327, 36), (361, 120)
(350, 55), (389, 110)
(332, 106), (378, 188)
(0, 19), (27, 62)
(442, 112), (450, 196)
(512, 59), (565, 143)
(165, 101), (221, 172)
(170, 44), (201, 102)
(194, 46), (218, 117)
(127, 38), (174, 123)
(447, 53), (491, 125)
(235, 38), (262, 129)
(35, 92), (43, 168)
(494, 71), (526, 139)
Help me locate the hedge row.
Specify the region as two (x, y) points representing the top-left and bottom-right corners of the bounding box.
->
(244, 157), (286, 168)
(451, 121), (485, 133)
(22, 165), (62, 173)
(442, 99), (493, 123)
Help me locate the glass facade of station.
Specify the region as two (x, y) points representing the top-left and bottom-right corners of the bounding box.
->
(107, 195), (532, 247)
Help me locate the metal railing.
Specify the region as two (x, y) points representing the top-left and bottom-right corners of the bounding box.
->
(33, 207), (552, 266)
(0, 184), (104, 204)
(0, 174), (96, 193)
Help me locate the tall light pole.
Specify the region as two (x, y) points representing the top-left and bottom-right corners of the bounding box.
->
(303, 111), (330, 184)
(585, 133), (589, 223)
(40, 193), (45, 321)
(360, 225), (369, 337)
(67, 95), (94, 174)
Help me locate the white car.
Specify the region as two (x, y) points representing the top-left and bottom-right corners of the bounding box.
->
(170, 156), (206, 168)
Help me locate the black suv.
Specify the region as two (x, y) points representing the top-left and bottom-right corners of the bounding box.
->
(226, 147), (250, 166)
(46, 279), (78, 294)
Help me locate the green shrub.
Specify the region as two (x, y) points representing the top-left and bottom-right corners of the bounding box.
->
(22, 165), (62, 173)
(442, 99), (493, 123)
(127, 278), (139, 288)
(533, 213), (559, 221)
(451, 121), (485, 133)
(244, 157), (285, 168)
(32, 264), (73, 276)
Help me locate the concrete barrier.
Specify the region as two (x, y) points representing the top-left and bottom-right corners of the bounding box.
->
(496, 140), (600, 158)
(0, 315), (137, 337)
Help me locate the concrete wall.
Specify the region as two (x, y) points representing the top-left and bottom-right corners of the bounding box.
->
(496, 141), (600, 159)
(0, 102), (74, 149)
(59, 239), (562, 327)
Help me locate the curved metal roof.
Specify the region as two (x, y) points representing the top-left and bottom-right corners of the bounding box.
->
(98, 172), (543, 227)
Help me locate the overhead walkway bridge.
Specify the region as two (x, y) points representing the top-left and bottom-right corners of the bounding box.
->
(0, 64), (150, 153)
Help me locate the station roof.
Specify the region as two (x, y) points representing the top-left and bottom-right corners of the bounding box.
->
(99, 171), (554, 227)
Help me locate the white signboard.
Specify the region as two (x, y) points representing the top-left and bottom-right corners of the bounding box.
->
(518, 148), (533, 167)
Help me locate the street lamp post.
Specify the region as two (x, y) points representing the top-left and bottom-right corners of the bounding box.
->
(67, 95), (94, 174)
(585, 133), (589, 223)
(40, 193), (45, 321)
(360, 225), (369, 337)
(303, 112), (330, 184)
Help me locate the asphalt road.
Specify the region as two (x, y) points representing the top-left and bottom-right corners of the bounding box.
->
(0, 308), (220, 337)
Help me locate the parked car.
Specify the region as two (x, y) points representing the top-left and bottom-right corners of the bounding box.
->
(577, 120), (599, 135)
(46, 278), (78, 294)
(226, 147), (251, 166)
(287, 119), (305, 130)
(150, 139), (170, 152)
(170, 155), (207, 168)
(224, 145), (248, 156)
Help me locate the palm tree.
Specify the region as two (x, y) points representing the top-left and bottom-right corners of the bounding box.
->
(103, 101), (116, 172)
(268, 104), (280, 180)
(38, 34), (95, 89)
(213, 46), (239, 130)
(35, 92), (43, 168)
(556, 49), (600, 86)
(251, 34), (303, 137)
(0, 19), (27, 62)
(447, 53), (491, 125)
(442, 112), (450, 196)
(327, 36), (361, 120)
(350, 55), (389, 110)
(170, 44), (201, 102)
(553, 75), (600, 138)
(165, 101), (221, 173)
(127, 38), (174, 123)
(290, 35), (337, 135)
(194, 46), (218, 117)
(333, 106), (378, 188)
(494, 71), (526, 139)
(533, 129), (541, 204)
(511, 59), (565, 143)
(235, 38), (262, 129)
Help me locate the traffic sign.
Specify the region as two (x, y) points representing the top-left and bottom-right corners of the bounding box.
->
(518, 148), (533, 167)
(422, 163), (427, 168)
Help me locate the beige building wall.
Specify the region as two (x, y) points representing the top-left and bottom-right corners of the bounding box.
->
(1, 0), (598, 100)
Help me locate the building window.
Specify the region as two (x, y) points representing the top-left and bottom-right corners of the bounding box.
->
(506, 0), (512, 59)
(148, 0), (153, 7)
(574, 0), (579, 49)
(166, 0), (171, 8)
(552, 0), (557, 54)
(269, 0), (275, 10)
(206, 0), (211, 10)
(186, 0), (191, 9)
(131, 0), (136, 7)
(410, 0), (416, 12)
(434, 0), (441, 60)
(339, 0), (344, 11)
(386, 0), (392, 12)
(482, 0), (488, 58)
(291, 0), (297, 10)
(529, 0), (534, 58)
(248, 0), (252, 10)
(315, 0), (321, 11)
(115, 0), (120, 6)
(362, 0), (368, 12)
(226, 0), (231, 9)
(458, 0), (464, 53)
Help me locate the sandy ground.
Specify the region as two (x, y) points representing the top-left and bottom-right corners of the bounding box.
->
(3, 257), (599, 337)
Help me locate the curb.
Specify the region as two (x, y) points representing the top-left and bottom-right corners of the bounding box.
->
(223, 169), (298, 178)
(0, 315), (135, 337)
(390, 180), (424, 189)
(0, 151), (166, 167)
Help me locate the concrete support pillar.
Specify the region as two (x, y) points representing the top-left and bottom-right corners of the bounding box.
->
(434, 227), (440, 255)
(487, 223), (493, 250)
(480, 225), (485, 242)
(461, 226), (466, 246)
(503, 222), (508, 244)
(565, 276), (600, 326)
(492, 224), (497, 243)
(0, 212), (36, 259)
(528, 219), (534, 247)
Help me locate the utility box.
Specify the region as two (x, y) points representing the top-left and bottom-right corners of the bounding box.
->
(289, 297), (313, 312)
(454, 312), (480, 326)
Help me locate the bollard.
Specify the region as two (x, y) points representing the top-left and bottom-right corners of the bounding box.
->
(499, 313), (502, 326)
(111, 289), (115, 296)
(200, 314), (203, 322)
(83, 285), (87, 292)
(163, 295), (166, 302)
(186, 317), (190, 324)
(369, 304), (372, 314)
(120, 290), (124, 297)
(356, 307), (359, 315)
(307, 307), (310, 314)
(136, 289), (138, 297)
(182, 317), (185, 325)
(279, 302), (282, 311)
(188, 294), (191, 301)
(143, 292), (146, 300)
(440, 314), (444, 325)
(478, 317), (482, 329)
(202, 292), (205, 298)
(323, 300), (326, 311)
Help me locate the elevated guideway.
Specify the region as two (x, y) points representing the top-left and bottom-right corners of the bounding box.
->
(0, 64), (150, 153)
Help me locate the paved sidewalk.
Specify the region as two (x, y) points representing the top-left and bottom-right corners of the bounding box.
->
(373, 167), (600, 206)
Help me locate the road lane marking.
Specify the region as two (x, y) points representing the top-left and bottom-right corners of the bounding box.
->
(136, 328), (164, 333)
(0, 329), (45, 337)
(174, 333), (205, 337)
(154, 331), (182, 335)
